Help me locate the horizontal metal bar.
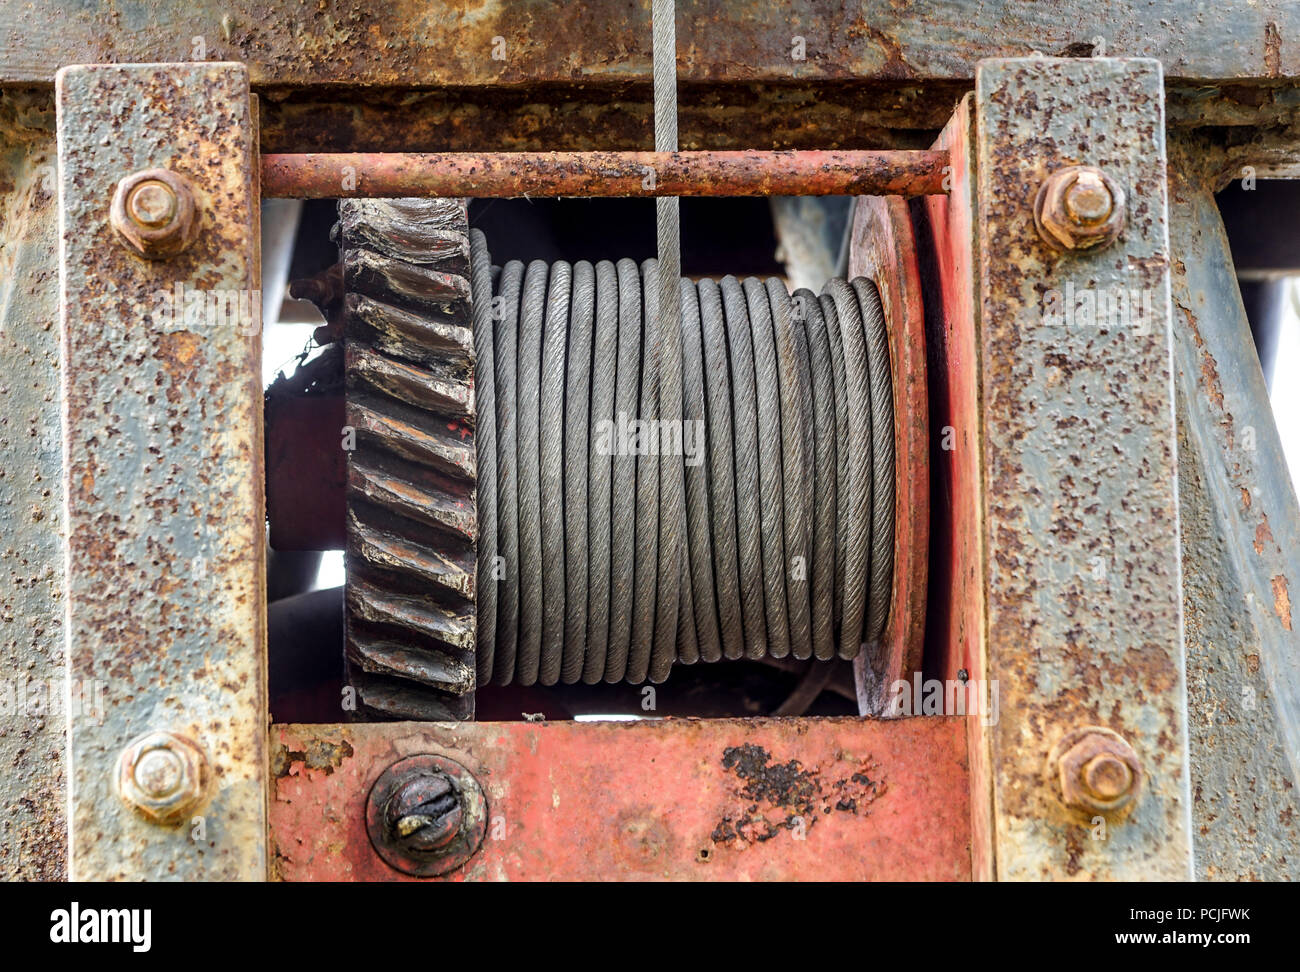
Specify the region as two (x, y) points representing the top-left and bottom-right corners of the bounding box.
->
(6, 3), (1299, 87)
(261, 150), (949, 199)
(271, 716), (971, 880)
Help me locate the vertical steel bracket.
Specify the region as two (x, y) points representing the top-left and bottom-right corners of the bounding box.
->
(55, 63), (266, 880)
(970, 58), (1193, 879)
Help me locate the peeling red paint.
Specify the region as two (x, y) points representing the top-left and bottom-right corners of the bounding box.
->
(270, 717), (971, 881)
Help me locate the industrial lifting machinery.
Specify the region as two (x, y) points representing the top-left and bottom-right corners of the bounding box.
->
(0, 0), (1298, 882)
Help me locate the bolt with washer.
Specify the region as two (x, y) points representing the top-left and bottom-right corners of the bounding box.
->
(110, 168), (199, 260)
(1033, 165), (1126, 252)
(1048, 726), (1143, 815)
(117, 730), (209, 824)
(366, 753), (487, 877)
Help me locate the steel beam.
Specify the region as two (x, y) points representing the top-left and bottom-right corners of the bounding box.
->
(970, 58), (1192, 879)
(0, 89), (66, 880)
(1166, 155), (1300, 880)
(56, 62), (267, 880)
(3, 2), (1298, 86)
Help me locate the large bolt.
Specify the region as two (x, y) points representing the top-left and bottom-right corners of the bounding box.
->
(384, 770), (464, 853)
(110, 168), (199, 260)
(117, 731), (209, 824)
(1033, 165), (1125, 252)
(365, 753), (488, 877)
(1049, 726), (1143, 815)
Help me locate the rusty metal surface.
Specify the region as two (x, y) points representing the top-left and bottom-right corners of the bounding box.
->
(4, 2), (1299, 86)
(974, 58), (1191, 879)
(1165, 156), (1300, 880)
(846, 195), (928, 712)
(56, 62), (267, 879)
(0, 87), (66, 880)
(257, 81), (957, 156)
(270, 716), (971, 880)
(263, 150), (949, 199)
(252, 82), (1300, 160)
(922, 97), (993, 880)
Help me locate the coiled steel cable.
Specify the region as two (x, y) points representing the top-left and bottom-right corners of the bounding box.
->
(471, 230), (894, 686)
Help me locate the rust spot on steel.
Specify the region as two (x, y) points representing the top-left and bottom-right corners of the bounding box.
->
(1265, 22), (1283, 77)
(711, 743), (885, 846)
(1271, 575), (1293, 630)
(1255, 517), (1275, 555)
(262, 150), (950, 199)
(271, 736), (356, 779)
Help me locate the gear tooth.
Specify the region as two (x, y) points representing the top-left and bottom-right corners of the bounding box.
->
(343, 198), (478, 721)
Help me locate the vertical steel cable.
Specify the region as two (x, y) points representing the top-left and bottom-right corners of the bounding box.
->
(491, 261), (524, 685)
(628, 259), (662, 685)
(680, 278), (723, 663)
(651, 0), (685, 684)
(562, 262), (596, 684)
(822, 280), (872, 659)
(856, 277), (895, 648)
(538, 261), (572, 684)
(796, 289), (839, 662)
(720, 275), (768, 660)
(515, 260), (549, 685)
(604, 258), (643, 683)
(470, 229), (497, 684)
(697, 278), (745, 662)
(583, 261), (619, 683)
(745, 277), (791, 659)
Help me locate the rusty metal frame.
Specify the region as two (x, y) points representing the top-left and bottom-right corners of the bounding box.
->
(945, 57), (1193, 879)
(55, 62), (267, 880)
(5, 2), (1297, 89)
(26, 27), (1299, 880)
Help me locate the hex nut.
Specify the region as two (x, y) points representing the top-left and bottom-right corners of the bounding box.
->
(1033, 165), (1125, 252)
(1048, 726), (1143, 816)
(117, 731), (209, 824)
(110, 168), (199, 260)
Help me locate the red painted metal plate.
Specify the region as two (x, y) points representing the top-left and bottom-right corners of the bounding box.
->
(923, 100), (993, 881)
(271, 717), (971, 881)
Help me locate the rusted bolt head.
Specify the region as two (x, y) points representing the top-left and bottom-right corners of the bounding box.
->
(1049, 726), (1143, 815)
(384, 770), (464, 853)
(128, 180), (178, 227)
(1033, 165), (1125, 252)
(110, 168), (199, 259)
(366, 754), (488, 877)
(1083, 753), (1133, 802)
(117, 731), (209, 824)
